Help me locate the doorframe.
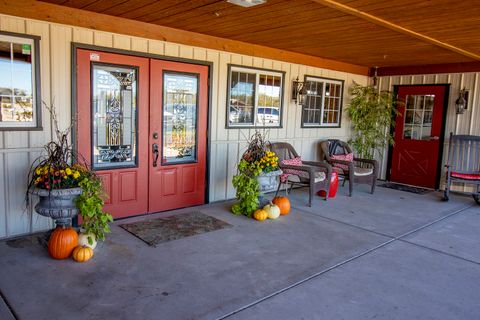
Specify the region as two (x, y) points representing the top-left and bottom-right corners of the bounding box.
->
(71, 42), (213, 205)
(386, 84), (450, 190)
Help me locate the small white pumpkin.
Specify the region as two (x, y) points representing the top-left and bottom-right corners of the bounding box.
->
(78, 232), (97, 249)
(263, 203), (281, 219)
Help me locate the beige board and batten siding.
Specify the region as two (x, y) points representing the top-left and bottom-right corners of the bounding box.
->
(0, 14), (367, 239)
(378, 72), (480, 191)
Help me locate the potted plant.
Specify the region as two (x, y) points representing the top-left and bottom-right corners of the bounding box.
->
(27, 105), (85, 227)
(76, 171), (113, 248)
(27, 103), (112, 256)
(346, 81), (399, 160)
(232, 131), (281, 217)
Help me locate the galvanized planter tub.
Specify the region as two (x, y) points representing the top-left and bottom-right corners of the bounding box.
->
(30, 187), (82, 227)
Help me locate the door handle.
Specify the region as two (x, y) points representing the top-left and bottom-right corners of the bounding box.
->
(430, 136), (440, 140)
(152, 143), (159, 167)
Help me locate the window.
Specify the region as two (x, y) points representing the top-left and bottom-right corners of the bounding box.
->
(227, 65), (284, 128)
(403, 94), (434, 140)
(301, 76), (343, 128)
(0, 32), (41, 130)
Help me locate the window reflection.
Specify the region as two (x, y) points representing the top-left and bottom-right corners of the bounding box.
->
(403, 94), (435, 140)
(0, 36), (35, 126)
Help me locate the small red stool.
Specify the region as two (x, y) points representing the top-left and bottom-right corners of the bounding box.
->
(317, 171), (338, 198)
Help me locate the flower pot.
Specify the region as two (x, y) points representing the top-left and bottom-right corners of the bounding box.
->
(30, 187), (83, 227)
(256, 169), (283, 193)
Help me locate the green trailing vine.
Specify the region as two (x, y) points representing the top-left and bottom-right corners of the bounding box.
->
(347, 82), (399, 160)
(76, 173), (113, 243)
(231, 159), (262, 217)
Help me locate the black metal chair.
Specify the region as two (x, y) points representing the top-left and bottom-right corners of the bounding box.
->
(443, 133), (480, 204)
(319, 140), (378, 196)
(269, 142), (332, 207)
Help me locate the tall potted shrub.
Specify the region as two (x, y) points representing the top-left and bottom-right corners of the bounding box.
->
(346, 82), (399, 160)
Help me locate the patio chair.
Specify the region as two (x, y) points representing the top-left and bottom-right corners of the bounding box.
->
(443, 133), (480, 204)
(319, 140), (378, 196)
(269, 142), (332, 207)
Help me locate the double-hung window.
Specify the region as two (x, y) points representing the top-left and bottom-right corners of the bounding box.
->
(0, 32), (41, 130)
(227, 65), (284, 128)
(301, 76), (343, 128)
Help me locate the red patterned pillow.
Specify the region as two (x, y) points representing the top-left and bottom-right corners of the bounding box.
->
(331, 153), (353, 171)
(280, 157), (303, 182)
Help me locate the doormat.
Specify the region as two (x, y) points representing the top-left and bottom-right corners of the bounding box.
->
(379, 182), (432, 195)
(119, 212), (232, 247)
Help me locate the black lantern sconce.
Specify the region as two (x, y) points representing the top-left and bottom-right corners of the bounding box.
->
(455, 88), (468, 114)
(292, 76), (306, 105)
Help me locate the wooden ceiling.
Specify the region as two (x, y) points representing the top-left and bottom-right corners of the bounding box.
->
(37, 0), (480, 69)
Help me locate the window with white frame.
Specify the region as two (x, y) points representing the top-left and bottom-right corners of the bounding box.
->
(227, 65), (284, 128)
(0, 32), (41, 129)
(301, 76), (343, 128)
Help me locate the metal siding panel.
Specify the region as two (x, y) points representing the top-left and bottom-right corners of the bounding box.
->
(216, 52), (229, 142)
(27, 20), (53, 148)
(5, 152), (31, 236)
(0, 153), (6, 238)
(73, 27), (94, 44)
(148, 40), (165, 55)
(50, 25), (72, 136)
(113, 34), (131, 50)
(130, 37), (148, 52)
(93, 31), (113, 47)
(226, 143), (239, 199)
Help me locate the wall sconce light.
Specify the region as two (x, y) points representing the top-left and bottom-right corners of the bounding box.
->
(292, 76), (306, 105)
(455, 88), (468, 114)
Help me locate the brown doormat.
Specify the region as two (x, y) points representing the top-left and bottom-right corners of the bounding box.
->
(119, 212), (232, 247)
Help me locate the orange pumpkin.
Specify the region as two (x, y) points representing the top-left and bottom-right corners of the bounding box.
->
(48, 227), (78, 259)
(72, 245), (94, 263)
(272, 196), (291, 215)
(253, 209), (268, 221)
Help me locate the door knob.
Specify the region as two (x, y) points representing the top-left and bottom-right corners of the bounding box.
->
(430, 136), (440, 140)
(152, 143), (159, 167)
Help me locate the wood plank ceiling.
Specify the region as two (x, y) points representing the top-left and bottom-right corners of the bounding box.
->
(40, 0), (480, 68)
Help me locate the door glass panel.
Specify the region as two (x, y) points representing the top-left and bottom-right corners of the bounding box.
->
(92, 64), (137, 169)
(403, 94), (435, 140)
(163, 73), (198, 164)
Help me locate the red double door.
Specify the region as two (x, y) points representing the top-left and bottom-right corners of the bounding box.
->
(76, 49), (208, 218)
(391, 85), (447, 189)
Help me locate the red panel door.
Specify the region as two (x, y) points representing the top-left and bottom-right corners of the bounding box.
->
(391, 85), (447, 188)
(76, 49), (149, 218)
(148, 60), (208, 212)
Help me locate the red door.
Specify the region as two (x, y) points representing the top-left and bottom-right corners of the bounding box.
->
(76, 49), (208, 218)
(390, 85), (447, 188)
(149, 60), (208, 212)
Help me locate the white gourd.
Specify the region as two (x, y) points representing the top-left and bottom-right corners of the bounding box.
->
(78, 233), (97, 249)
(263, 204), (281, 219)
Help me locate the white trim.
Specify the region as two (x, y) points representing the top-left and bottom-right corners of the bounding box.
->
(304, 76), (343, 127)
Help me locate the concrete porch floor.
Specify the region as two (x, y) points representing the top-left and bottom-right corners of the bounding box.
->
(0, 184), (479, 320)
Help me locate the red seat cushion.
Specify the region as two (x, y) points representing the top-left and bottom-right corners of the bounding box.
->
(331, 153), (353, 171)
(280, 157), (303, 183)
(451, 172), (480, 180)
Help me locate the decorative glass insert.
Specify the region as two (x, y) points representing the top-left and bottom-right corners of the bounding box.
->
(0, 34), (39, 128)
(92, 64), (137, 169)
(302, 76), (343, 127)
(162, 73), (198, 164)
(403, 94), (434, 140)
(227, 65), (283, 127)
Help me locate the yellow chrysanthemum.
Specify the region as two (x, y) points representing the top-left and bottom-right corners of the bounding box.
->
(65, 168), (72, 175)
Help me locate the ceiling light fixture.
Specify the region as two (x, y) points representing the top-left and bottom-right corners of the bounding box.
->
(227, 0), (266, 8)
